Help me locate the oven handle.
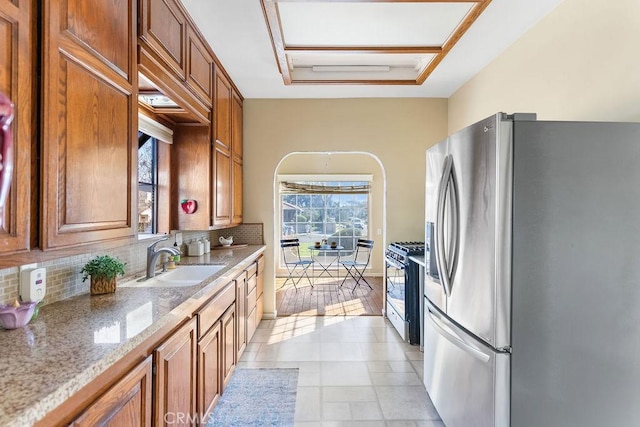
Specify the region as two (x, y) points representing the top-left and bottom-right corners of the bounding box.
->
(385, 258), (405, 270)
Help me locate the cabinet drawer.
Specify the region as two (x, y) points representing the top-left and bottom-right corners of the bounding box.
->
(198, 282), (235, 338)
(247, 272), (257, 294)
(246, 262), (257, 279)
(247, 286), (257, 312)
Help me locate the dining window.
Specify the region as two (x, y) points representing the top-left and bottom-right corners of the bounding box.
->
(278, 176), (371, 266)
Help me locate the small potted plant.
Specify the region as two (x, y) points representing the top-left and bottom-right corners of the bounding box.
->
(81, 255), (126, 295)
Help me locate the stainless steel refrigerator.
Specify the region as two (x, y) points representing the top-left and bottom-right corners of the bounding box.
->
(423, 112), (640, 427)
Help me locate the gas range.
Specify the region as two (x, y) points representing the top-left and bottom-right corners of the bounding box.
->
(385, 241), (425, 266)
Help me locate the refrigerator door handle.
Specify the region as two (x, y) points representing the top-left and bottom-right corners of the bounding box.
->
(448, 159), (460, 291)
(426, 307), (491, 363)
(435, 154), (457, 297)
(435, 155), (452, 296)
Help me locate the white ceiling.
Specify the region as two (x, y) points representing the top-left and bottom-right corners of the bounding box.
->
(179, 0), (565, 99)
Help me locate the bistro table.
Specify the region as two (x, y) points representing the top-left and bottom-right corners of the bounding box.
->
(308, 244), (345, 288)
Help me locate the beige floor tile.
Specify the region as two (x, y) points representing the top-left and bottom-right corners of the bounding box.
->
(253, 342), (282, 361)
(299, 371), (322, 386)
(350, 401), (383, 420)
(322, 386), (378, 402)
(320, 342), (366, 361)
(359, 342), (411, 361)
(370, 372), (423, 386)
(375, 386), (441, 420)
(296, 386), (322, 422)
(323, 402), (352, 420)
(366, 362), (392, 373)
(388, 361), (417, 373)
(321, 362), (372, 386)
(278, 341), (322, 361)
(248, 316), (442, 425)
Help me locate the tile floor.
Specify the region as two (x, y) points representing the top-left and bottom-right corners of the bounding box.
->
(238, 315), (444, 426)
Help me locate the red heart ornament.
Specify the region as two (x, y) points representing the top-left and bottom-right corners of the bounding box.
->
(181, 199), (197, 214)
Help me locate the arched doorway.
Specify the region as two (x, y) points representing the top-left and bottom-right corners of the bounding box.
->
(272, 152), (387, 316)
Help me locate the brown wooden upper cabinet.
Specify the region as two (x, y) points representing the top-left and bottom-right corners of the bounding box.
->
(213, 67), (232, 227)
(232, 92), (243, 225)
(0, 0), (34, 255)
(138, 0), (213, 126)
(139, 0), (186, 79)
(213, 66), (243, 228)
(41, 0), (137, 250)
(172, 124), (212, 230)
(186, 23), (213, 106)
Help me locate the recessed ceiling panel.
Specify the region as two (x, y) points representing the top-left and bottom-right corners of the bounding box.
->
(279, 2), (475, 47)
(260, 0), (493, 85)
(289, 53), (436, 82)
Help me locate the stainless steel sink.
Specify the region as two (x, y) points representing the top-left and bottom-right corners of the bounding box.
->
(121, 265), (226, 288)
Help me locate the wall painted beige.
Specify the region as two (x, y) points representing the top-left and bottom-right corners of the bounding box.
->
(243, 98), (448, 316)
(448, 0), (640, 132)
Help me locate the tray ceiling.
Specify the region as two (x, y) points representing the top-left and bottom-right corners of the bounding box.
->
(261, 0), (492, 85)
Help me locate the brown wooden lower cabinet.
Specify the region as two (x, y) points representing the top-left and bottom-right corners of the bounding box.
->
(39, 254), (264, 426)
(221, 303), (236, 390)
(197, 321), (221, 421)
(154, 318), (197, 426)
(71, 356), (153, 427)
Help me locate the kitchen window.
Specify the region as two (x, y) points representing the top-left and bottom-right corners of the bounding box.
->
(278, 175), (372, 267)
(138, 132), (157, 234)
(138, 114), (173, 236)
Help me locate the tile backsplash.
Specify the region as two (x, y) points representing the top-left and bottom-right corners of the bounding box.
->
(0, 224), (263, 306)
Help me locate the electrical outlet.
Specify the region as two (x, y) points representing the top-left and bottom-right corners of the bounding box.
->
(19, 263), (37, 273)
(175, 232), (183, 246)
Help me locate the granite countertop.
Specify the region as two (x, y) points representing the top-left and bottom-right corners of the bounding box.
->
(0, 245), (266, 427)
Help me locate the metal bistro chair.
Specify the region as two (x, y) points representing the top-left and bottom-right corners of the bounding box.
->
(280, 238), (314, 291)
(339, 238), (374, 292)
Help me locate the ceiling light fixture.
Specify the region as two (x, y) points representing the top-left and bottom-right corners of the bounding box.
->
(311, 65), (390, 73)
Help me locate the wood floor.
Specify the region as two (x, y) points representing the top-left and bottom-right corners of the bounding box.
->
(275, 276), (384, 316)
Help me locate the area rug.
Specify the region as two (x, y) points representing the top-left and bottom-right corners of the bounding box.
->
(208, 368), (299, 426)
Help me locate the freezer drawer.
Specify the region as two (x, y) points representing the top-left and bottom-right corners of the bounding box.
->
(423, 302), (509, 427)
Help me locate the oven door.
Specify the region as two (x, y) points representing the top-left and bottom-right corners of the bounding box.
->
(386, 259), (407, 340)
(386, 259), (405, 317)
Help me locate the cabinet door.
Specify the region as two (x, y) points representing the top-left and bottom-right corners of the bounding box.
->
(154, 318), (197, 427)
(41, 0), (137, 249)
(221, 303), (236, 390)
(231, 91), (243, 161)
(0, 0), (33, 255)
(139, 0), (186, 79)
(197, 321), (221, 420)
(186, 24), (213, 106)
(71, 356), (152, 427)
(232, 157), (243, 226)
(172, 125), (212, 230)
(213, 68), (231, 151)
(236, 272), (247, 360)
(230, 89), (243, 225)
(213, 144), (231, 227)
